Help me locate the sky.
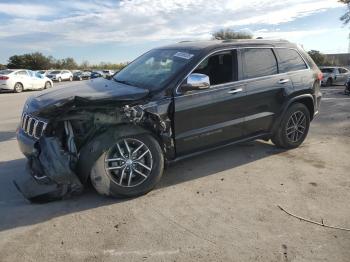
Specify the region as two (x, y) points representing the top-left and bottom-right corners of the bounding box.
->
(0, 0), (349, 64)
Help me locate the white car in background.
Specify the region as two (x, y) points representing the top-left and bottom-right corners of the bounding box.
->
(0, 69), (53, 93)
(102, 70), (115, 78)
(47, 70), (73, 82)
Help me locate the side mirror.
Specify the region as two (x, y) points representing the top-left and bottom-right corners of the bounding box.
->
(180, 73), (210, 93)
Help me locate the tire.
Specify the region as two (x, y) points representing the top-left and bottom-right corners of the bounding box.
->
(69, 76), (73, 81)
(326, 78), (332, 87)
(14, 82), (23, 93)
(271, 103), (310, 149)
(44, 81), (52, 89)
(90, 134), (164, 198)
(58, 77), (62, 82)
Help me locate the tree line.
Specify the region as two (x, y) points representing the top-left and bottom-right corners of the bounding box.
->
(2, 52), (128, 71)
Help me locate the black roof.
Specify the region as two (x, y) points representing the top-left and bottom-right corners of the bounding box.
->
(158, 39), (296, 52)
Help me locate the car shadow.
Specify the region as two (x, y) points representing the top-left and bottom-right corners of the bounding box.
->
(0, 140), (284, 232)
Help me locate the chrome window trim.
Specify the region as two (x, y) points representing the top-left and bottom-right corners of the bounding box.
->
(175, 46), (311, 97)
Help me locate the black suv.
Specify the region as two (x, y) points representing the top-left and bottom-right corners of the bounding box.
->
(16, 40), (322, 202)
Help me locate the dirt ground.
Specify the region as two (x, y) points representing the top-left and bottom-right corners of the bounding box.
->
(0, 83), (349, 262)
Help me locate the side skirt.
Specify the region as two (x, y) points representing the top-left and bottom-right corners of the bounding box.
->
(168, 133), (271, 165)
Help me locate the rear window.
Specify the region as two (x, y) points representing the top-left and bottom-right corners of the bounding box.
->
(242, 48), (278, 79)
(0, 70), (13, 75)
(275, 48), (307, 73)
(50, 71), (61, 74)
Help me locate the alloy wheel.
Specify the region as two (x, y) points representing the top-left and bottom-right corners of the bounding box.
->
(104, 138), (153, 187)
(285, 111), (306, 143)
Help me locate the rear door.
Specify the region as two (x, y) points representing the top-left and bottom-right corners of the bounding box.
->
(240, 48), (293, 136)
(15, 70), (32, 89)
(338, 68), (350, 84)
(274, 48), (312, 90)
(174, 50), (246, 155)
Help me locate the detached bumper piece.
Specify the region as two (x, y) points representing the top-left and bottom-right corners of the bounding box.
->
(14, 137), (83, 203)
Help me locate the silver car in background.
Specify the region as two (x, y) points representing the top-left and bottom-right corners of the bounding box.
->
(320, 66), (350, 87)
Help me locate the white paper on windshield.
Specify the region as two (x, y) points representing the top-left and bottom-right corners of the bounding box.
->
(174, 52), (194, 60)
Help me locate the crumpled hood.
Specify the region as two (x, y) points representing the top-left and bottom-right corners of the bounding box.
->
(25, 78), (149, 115)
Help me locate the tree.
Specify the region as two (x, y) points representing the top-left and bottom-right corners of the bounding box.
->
(340, 0), (350, 24)
(212, 29), (253, 40)
(7, 53), (51, 70)
(60, 57), (78, 70)
(308, 50), (326, 66)
(0, 64), (6, 70)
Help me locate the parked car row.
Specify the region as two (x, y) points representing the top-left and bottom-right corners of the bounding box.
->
(0, 68), (119, 93)
(320, 66), (350, 87)
(36, 69), (116, 81)
(0, 69), (53, 93)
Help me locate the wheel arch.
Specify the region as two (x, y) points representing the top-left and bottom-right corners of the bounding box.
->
(271, 94), (314, 134)
(76, 124), (161, 184)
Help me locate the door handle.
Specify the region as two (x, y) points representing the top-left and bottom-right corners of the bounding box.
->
(278, 79), (290, 84)
(228, 88), (243, 94)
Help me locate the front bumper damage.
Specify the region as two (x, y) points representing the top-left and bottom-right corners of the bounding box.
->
(15, 135), (83, 203)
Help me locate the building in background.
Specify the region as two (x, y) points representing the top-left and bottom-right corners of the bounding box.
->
(324, 53), (350, 67)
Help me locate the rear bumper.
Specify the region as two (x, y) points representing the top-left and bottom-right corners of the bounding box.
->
(0, 83), (13, 90)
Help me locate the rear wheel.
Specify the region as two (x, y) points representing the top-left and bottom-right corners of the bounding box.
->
(14, 83), (23, 93)
(271, 103), (310, 149)
(90, 134), (164, 198)
(326, 78), (332, 87)
(45, 81), (52, 89)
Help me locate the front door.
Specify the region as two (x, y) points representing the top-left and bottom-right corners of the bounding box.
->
(174, 50), (246, 156)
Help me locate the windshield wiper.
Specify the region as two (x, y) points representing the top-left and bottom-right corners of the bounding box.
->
(113, 79), (140, 88)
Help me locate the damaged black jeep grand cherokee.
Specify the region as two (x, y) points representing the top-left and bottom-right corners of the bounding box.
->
(16, 40), (322, 202)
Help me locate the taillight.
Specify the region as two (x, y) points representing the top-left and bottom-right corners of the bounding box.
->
(0, 76), (9, 80)
(317, 72), (323, 81)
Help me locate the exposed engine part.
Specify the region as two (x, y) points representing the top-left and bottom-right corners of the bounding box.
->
(123, 105), (145, 123)
(64, 121), (77, 157)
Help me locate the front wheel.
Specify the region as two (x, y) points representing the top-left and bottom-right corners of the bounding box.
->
(90, 134), (164, 198)
(271, 103), (310, 149)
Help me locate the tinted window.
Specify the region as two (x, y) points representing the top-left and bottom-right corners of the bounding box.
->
(321, 68), (334, 73)
(193, 52), (234, 85)
(242, 48), (277, 79)
(275, 48), (307, 73)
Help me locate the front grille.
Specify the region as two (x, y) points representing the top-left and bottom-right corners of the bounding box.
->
(21, 113), (47, 139)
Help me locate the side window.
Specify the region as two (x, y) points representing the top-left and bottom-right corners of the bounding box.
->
(242, 48), (277, 79)
(193, 51), (235, 86)
(339, 68), (349, 74)
(15, 70), (28, 76)
(275, 48), (307, 73)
